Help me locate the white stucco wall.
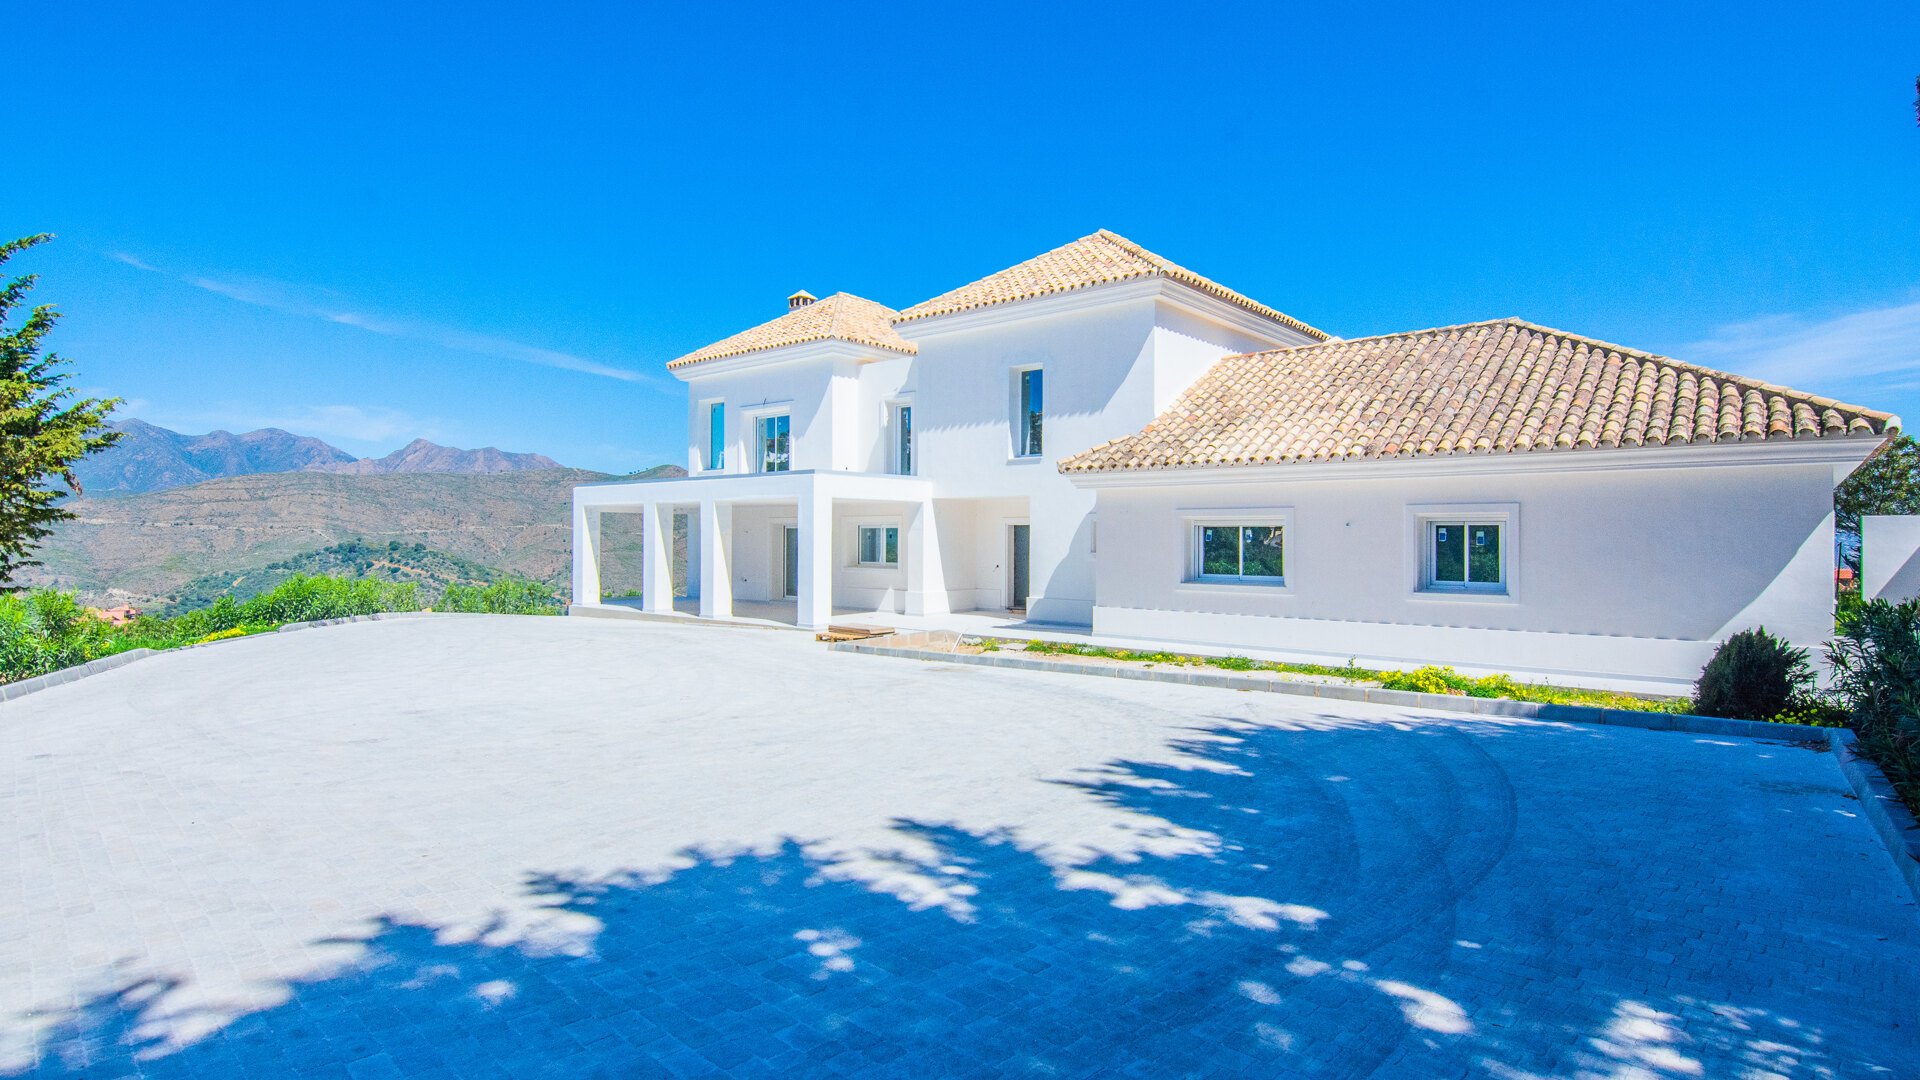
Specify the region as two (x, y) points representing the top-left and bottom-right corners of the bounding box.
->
(1086, 457), (1844, 691)
(905, 287), (1303, 624)
(1862, 515), (1920, 602)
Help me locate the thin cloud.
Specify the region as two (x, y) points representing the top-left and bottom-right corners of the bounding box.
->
(1679, 295), (1920, 391)
(255, 404), (433, 445)
(112, 253), (663, 388)
(141, 403), (437, 448)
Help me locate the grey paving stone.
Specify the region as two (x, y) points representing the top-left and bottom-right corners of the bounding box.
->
(3, 616), (1916, 1077)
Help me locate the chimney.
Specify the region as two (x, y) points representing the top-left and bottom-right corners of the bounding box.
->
(787, 290), (817, 312)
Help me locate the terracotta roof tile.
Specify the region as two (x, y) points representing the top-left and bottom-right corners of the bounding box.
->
(1059, 319), (1893, 474)
(667, 293), (916, 369)
(895, 229), (1328, 339)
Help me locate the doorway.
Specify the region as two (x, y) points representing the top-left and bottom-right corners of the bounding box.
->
(1008, 524), (1030, 613)
(781, 526), (800, 599)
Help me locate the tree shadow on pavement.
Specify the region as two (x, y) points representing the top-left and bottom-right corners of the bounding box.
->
(14, 718), (1914, 1078)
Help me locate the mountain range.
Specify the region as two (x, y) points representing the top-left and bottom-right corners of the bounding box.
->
(73, 420), (566, 495)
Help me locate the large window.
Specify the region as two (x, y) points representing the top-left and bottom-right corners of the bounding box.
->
(857, 525), (899, 567)
(1017, 368), (1043, 457)
(707, 402), (725, 470)
(1425, 520), (1504, 591)
(1193, 523), (1286, 584)
(757, 413), (790, 472)
(895, 404), (913, 475)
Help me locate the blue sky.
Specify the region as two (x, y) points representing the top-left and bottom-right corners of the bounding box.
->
(6, 1), (1917, 473)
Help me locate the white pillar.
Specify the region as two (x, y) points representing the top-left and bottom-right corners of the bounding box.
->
(572, 503), (602, 608)
(795, 489), (833, 630)
(904, 498), (948, 617)
(641, 502), (674, 614)
(698, 500), (733, 620)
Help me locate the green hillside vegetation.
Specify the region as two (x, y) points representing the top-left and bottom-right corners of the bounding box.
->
(2, 574), (562, 685)
(22, 465), (689, 608)
(162, 540), (506, 615)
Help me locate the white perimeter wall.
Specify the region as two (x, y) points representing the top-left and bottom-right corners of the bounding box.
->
(1863, 515), (1920, 602)
(1089, 459), (1841, 690)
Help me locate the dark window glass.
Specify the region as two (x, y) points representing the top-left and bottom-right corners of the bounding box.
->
(1240, 526), (1285, 578)
(1201, 526), (1239, 576)
(760, 415), (790, 472)
(1019, 370), (1043, 456)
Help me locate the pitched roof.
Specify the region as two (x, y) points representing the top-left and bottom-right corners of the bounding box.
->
(666, 293), (917, 369)
(1059, 318), (1894, 474)
(895, 229), (1328, 339)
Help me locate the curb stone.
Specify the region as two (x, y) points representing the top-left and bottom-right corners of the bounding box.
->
(833, 638), (1920, 909)
(0, 611), (473, 704)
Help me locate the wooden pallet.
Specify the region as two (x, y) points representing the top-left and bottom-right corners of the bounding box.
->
(816, 624), (894, 643)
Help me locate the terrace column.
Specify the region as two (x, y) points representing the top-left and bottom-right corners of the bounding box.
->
(795, 488), (833, 630)
(904, 498), (948, 617)
(571, 503), (602, 607)
(640, 501), (674, 614)
(698, 500), (734, 620)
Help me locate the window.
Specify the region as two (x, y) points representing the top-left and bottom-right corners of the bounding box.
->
(1017, 368), (1043, 457)
(757, 413), (790, 472)
(1193, 523), (1285, 584)
(895, 404), (913, 475)
(1426, 521), (1504, 591)
(857, 525), (899, 566)
(706, 402), (725, 470)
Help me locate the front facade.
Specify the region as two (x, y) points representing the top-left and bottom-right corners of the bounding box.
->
(572, 230), (1894, 691)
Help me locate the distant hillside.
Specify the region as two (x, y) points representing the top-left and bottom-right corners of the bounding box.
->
(313, 438), (562, 475)
(160, 540), (509, 615)
(73, 419), (579, 495)
(75, 419), (356, 494)
(24, 465), (689, 608)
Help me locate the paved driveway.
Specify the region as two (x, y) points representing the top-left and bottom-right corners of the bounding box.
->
(3, 616), (1916, 1078)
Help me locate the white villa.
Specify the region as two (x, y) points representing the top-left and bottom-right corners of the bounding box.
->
(571, 230), (1894, 691)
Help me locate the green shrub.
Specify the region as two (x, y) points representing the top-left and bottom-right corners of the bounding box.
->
(1769, 696), (1849, 728)
(1207, 654), (1256, 671)
(0, 591), (118, 683)
(439, 578), (561, 615)
(1828, 598), (1920, 811)
(1694, 627), (1812, 720)
(1380, 665), (1468, 695)
(1467, 673), (1522, 699)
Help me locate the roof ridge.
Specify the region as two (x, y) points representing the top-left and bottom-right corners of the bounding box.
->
(896, 229), (1329, 339)
(666, 290), (916, 369)
(1218, 317), (1892, 421)
(1060, 316), (1895, 474)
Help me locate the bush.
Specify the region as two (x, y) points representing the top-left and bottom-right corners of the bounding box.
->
(439, 578), (560, 615)
(1467, 673), (1522, 699)
(1828, 598), (1920, 811)
(0, 591), (118, 682)
(1380, 665), (1467, 695)
(1693, 627), (1812, 720)
(1207, 654), (1256, 671)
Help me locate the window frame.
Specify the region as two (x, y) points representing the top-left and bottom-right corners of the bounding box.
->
(1407, 503), (1518, 601)
(854, 523), (901, 568)
(1013, 366), (1044, 458)
(1179, 509), (1293, 590)
(892, 401), (913, 475)
(753, 410), (791, 473)
(704, 400), (726, 472)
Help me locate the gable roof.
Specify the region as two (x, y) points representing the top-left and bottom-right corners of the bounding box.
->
(895, 229), (1328, 339)
(1059, 318), (1894, 474)
(666, 293), (917, 369)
